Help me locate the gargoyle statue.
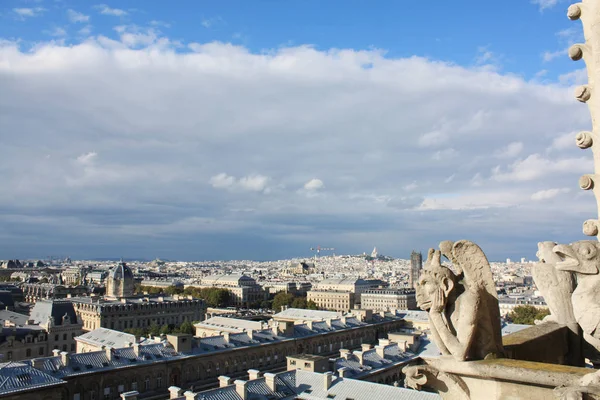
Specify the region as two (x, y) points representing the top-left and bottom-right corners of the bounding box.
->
(415, 240), (504, 361)
(552, 241), (600, 344)
(531, 241), (577, 327)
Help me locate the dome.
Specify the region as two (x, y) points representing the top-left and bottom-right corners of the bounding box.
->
(109, 262), (133, 280)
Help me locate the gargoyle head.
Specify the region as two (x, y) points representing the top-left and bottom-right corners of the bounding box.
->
(553, 240), (600, 275)
(416, 248), (459, 311)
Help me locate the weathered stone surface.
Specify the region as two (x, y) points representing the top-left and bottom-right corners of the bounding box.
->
(415, 240), (503, 361)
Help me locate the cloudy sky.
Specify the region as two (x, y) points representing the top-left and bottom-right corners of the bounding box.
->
(0, 0), (595, 261)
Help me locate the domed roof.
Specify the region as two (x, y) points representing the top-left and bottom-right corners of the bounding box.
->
(109, 262), (133, 280)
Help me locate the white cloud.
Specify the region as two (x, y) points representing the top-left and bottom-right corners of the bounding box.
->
(531, 188), (570, 201)
(78, 25), (93, 36)
(209, 173), (235, 189)
(543, 48), (567, 62)
(45, 27), (67, 37)
(94, 4), (127, 17)
(532, 0), (560, 11)
(76, 152), (97, 165)
(432, 148), (457, 161)
(67, 9), (90, 23)
(494, 142), (523, 159)
(13, 7), (45, 18)
(238, 175), (270, 192)
(0, 30), (595, 259)
(492, 154), (592, 182)
(304, 179), (324, 191)
(548, 131), (577, 151)
(418, 130), (448, 147)
(210, 173), (270, 192)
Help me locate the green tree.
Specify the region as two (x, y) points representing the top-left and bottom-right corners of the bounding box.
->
(291, 297), (307, 309)
(160, 324), (171, 335)
(507, 305), (550, 325)
(306, 300), (319, 310)
(148, 322), (160, 337)
(179, 320), (194, 335)
(272, 292), (295, 312)
(165, 285), (184, 296)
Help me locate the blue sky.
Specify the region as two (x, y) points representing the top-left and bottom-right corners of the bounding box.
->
(0, 0), (595, 261)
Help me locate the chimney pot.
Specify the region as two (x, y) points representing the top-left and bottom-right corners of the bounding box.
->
(60, 351), (69, 366)
(168, 386), (183, 399)
(361, 343), (372, 351)
(264, 372), (277, 392)
(248, 369), (261, 380)
(218, 376), (232, 387)
(324, 371), (333, 390)
(183, 390), (195, 400)
(234, 380), (248, 400)
(338, 367), (350, 378)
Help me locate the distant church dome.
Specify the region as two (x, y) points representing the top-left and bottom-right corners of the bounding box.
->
(106, 261), (134, 298)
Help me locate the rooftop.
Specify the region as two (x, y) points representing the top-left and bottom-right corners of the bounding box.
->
(76, 328), (136, 349)
(273, 308), (341, 322)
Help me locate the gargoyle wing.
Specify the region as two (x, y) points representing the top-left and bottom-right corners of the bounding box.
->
(451, 240), (497, 299)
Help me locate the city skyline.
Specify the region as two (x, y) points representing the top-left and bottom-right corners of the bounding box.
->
(0, 0), (592, 261)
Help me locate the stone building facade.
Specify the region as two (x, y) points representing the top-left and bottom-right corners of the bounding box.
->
(0, 315), (406, 400)
(22, 283), (88, 303)
(360, 288), (417, 312)
(71, 295), (205, 332)
(307, 290), (355, 312)
(187, 274), (265, 308)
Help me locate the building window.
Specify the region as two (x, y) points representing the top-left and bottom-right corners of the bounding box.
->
(55, 335), (59, 341)
(73, 394), (81, 400)
(103, 387), (110, 399)
(90, 391), (95, 400)
(26, 349), (31, 357)
(62, 345), (67, 351)
(7, 352), (12, 360)
(145, 377), (150, 391)
(157, 375), (162, 388)
(71, 344), (75, 351)
(118, 385), (124, 393)
(63, 334), (67, 340)
(131, 382), (137, 391)
(39, 347), (44, 355)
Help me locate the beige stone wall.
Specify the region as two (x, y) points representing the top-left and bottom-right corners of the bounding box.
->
(307, 291), (355, 312)
(25, 318), (405, 399)
(73, 299), (204, 332)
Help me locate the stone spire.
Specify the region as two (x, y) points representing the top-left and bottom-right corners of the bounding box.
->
(568, 1), (600, 239)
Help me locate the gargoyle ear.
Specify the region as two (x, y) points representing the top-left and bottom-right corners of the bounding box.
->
(441, 276), (454, 295)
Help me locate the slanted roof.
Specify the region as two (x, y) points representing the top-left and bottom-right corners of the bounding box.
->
(30, 300), (79, 325)
(195, 316), (263, 333)
(0, 362), (64, 396)
(0, 310), (29, 326)
(76, 328), (136, 349)
(273, 308), (341, 321)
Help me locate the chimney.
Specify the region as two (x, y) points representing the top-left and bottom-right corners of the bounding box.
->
(340, 316), (347, 325)
(355, 351), (364, 365)
(218, 376), (232, 387)
(375, 345), (386, 358)
(183, 391), (195, 400)
(235, 380), (248, 400)
(338, 367), (350, 378)
(120, 392), (138, 400)
(323, 371), (333, 390)
(325, 318), (332, 328)
(223, 332), (230, 343)
(339, 349), (350, 359)
(361, 343), (372, 352)
(306, 321), (313, 330)
(168, 386), (183, 399)
(52, 349), (60, 357)
(105, 346), (113, 361)
(264, 373), (277, 392)
(378, 338), (390, 346)
(247, 330), (254, 340)
(133, 343), (141, 357)
(60, 351), (69, 366)
(32, 358), (45, 369)
(248, 369), (261, 380)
